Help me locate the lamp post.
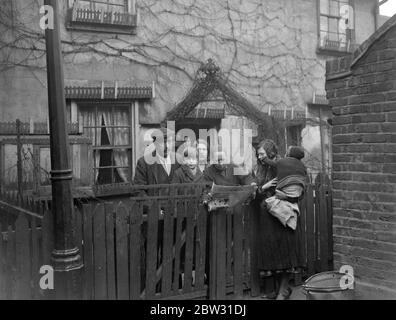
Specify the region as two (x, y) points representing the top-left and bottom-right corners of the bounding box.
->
(43, 0), (83, 299)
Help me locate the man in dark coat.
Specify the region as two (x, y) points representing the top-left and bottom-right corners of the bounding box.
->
(133, 127), (179, 291)
(134, 157), (178, 185)
(133, 127), (180, 195)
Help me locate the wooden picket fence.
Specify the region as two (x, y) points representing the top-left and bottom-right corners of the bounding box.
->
(75, 184), (253, 300)
(0, 183), (333, 300)
(300, 183), (334, 277)
(0, 198), (53, 299)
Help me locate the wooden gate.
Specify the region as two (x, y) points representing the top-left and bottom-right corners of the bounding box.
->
(208, 205), (253, 299)
(76, 187), (209, 300)
(209, 182), (334, 299)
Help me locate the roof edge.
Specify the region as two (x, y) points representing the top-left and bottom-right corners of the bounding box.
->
(326, 14), (396, 80)
(350, 13), (396, 68)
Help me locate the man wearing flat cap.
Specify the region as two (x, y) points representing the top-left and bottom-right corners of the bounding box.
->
(134, 126), (180, 190)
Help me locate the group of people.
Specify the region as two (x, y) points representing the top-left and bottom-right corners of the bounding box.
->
(133, 128), (308, 300)
(133, 128), (254, 187)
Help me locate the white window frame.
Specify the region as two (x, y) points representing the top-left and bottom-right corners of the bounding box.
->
(318, 0), (355, 49)
(69, 100), (140, 185)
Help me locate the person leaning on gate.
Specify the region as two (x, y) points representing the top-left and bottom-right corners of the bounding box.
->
(201, 151), (257, 286)
(133, 127), (180, 293)
(202, 151), (256, 186)
(252, 139), (307, 300)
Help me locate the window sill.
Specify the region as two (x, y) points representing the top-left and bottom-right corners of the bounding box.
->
(93, 183), (134, 197)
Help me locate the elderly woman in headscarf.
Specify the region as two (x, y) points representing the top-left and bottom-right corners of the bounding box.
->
(203, 151), (255, 186)
(253, 139), (306, 300)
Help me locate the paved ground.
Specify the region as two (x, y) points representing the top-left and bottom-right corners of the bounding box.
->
(243, 285), (306, 300)
(289, 286), (306, 300)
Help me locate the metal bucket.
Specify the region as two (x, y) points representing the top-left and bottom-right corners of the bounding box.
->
(302, 271), (354, 300)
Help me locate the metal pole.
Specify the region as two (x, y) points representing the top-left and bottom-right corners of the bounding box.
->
(43, 0), (83, 299)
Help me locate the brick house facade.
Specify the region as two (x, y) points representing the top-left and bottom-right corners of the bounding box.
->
(326, 15), (396, 299)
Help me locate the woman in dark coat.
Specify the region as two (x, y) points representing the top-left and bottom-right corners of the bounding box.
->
(253, 139), (306, 299)
(171, 146), (204, 196)
(202, 151), (255, 186)
(172, 146), (203, 184)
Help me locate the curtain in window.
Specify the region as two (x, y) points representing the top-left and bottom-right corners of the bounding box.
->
(82, 106), (130, 184)
(111, 107), (130, 182)
(102, 107), (130, 183)
(101, 110), (113, 146)
(82, 109), (101, 182)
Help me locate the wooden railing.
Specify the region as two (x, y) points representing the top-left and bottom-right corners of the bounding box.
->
(186, 108), (226, 119)
(267, 109), (306, 121)
(313, 93), (329, 105)
(317, 35), (358, 54)
(65, 85), (153, 100)
(69, 4), (137, 27)
(0, 121), (81, 135)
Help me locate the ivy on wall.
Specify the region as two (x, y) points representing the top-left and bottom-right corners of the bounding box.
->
(0, 0), (326, 113)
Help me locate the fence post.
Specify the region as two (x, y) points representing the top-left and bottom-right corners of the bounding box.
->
(209, 208), (227, 300)
(16, 119), (23, 205)
(249, 206), (260, 297)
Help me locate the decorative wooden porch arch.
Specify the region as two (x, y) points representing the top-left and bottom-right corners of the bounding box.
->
(167, 59), (271, 125)
(166, 59), (288, 152)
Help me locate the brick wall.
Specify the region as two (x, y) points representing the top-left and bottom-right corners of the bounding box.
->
(326, 18), (396, 298)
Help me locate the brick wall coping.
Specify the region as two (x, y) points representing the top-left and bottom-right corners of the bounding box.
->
(326, 14), (396, 81)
